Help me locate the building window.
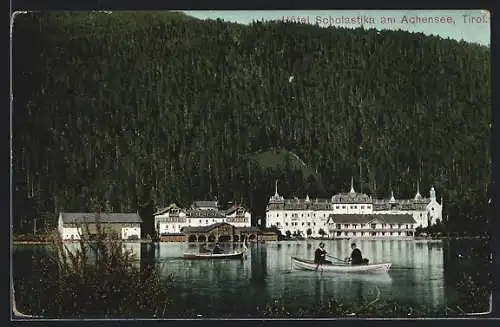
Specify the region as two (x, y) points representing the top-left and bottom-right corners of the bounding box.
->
(344, 224), (349, 228)
(276, 222), (280, 226)
(344, 232), (348, 236)
(302, 222), (305, 226)
(342, 206), (346, 209)
(361, 232), (365, 236)
(199, 219), (202, 223)
(353, 232), (357, 236)
(361, 206), (364, 209)
(371, 232), (376, 236)
(353, 224), (357, 229)
(390, 224), (394, 229)
(285, 223), (288, 226)
(371, 224), (376, 229)
(336, 232), (341, 236)
(335, 206), (340, 209)
(361, 224), (365, 228)
(432, 208), (435, 211)
(354, 206), (357, 209)
(398, 224), (402, 228)
(406, 225), (409, 228)
(206, 220), (208, 224)
(307, 222), (311, 226)
(336, 224), (341, 229)
(382, 232), (385, 236)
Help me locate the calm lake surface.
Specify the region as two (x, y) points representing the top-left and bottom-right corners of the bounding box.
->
(12, 239), (492, 317)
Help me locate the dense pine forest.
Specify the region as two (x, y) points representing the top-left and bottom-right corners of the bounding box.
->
(12, 12), (491, 234)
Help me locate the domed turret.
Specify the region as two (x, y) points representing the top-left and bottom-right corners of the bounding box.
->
(430, 186), (436, 200)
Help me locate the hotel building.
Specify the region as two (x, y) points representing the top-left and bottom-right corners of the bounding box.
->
(265, 178), (443, 239)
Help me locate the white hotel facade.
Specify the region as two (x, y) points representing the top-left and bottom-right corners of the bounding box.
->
(154, 201), (252, 235)
(265, 178), (443, 239)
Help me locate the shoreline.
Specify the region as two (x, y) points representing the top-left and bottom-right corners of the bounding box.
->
(12, 239), (156, 245)
(12, 236), (490, 246)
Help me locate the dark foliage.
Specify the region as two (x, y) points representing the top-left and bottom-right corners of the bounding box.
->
(12, 12), (490, 231)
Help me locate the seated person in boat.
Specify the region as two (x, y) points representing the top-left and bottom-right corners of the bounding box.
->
(314, 242), (332, 264)
(347, 242), (369, 265)
(200, 243), (211, 253)
(212, 242), (224, 254)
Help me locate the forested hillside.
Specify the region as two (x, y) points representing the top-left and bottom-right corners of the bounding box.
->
(12, 12), (491, 232)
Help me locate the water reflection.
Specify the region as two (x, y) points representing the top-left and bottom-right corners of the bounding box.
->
(12, 239), (492, 316)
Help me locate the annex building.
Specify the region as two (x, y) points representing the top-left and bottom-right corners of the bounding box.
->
(265, 178), (443, 239)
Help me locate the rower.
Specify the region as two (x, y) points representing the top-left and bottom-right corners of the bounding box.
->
(212, 242), (224, 254)
(200, 242), (210, 253)
(314, 242), (332, 264)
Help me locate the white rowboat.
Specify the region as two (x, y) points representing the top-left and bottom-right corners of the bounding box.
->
(183, 242), (248, 260)
(292, 256), (391, 273)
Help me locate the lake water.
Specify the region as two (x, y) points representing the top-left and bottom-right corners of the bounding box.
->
(12, 239), (492, 317)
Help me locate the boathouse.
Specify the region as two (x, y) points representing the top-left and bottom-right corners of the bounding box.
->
(182, 222), (261, 242)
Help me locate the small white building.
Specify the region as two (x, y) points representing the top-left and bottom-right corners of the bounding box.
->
(57, 212), (142, 241)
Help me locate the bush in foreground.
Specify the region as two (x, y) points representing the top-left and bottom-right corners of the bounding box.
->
(15, 224), (173, 318)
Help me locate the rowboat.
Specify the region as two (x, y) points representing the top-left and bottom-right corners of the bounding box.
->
(183, 243), (248, 260)
(291, 257), (391, 273)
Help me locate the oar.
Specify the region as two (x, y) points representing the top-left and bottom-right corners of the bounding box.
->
(327, 254), (347, 263)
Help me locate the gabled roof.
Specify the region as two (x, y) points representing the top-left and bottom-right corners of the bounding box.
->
(224, 206), (247, 215)
(331, 192), (372, 204)
(60, 212), (142, 224)
(182, 222), (233, 233)
(328, 214), (416, 224)
(153, 203), (183, 216)
(192, 201), (218, 208)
